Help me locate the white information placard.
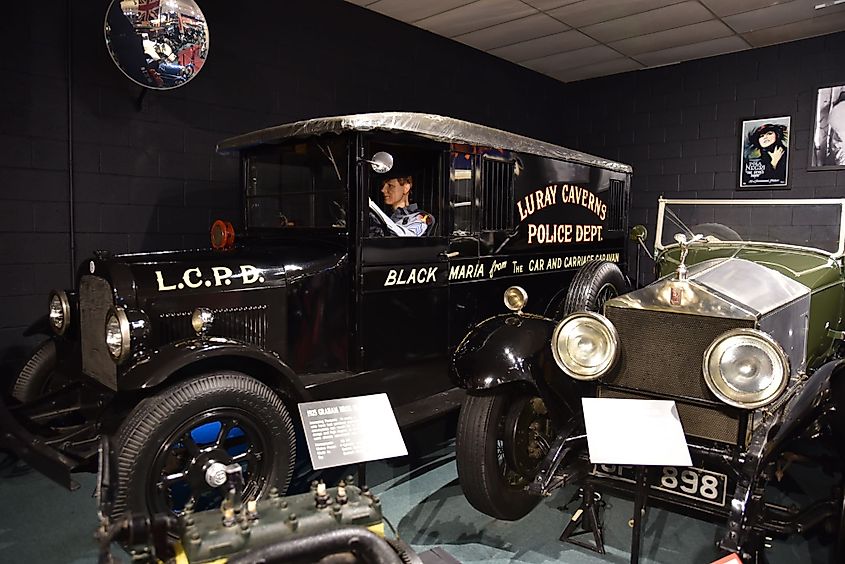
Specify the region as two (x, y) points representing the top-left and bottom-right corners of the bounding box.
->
(298, 393), (408, 470)
(582, 398), (692, 466)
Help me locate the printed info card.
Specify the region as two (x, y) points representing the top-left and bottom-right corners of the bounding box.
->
(582, 397), (692, 466)
(299, 393), (407, 470)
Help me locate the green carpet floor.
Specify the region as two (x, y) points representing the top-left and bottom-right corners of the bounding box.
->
(0, 415), (835, 563)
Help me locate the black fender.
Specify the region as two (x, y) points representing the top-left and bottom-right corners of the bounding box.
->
(826, 358), (845, 440)
(452, 313), (556, 392)
(452, 312), (590, 428)
(119, 337), (310, 402)
(720, 358), (845, 557)
(762, 358), (845, 465)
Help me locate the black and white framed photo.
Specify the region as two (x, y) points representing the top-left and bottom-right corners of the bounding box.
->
(810, 84), (845, 170)
(739, 116), (790, 189)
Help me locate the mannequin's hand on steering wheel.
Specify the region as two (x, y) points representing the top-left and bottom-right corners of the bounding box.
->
(368, 208), (387, 237)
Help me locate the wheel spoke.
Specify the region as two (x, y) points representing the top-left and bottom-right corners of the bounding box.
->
(181, 432), (201, 458)
(162, 470), (188, 486)
(496, 440), (508, 477)
(597, 287), (611, 309)
(232, 450), (257, 466)
(215, 419), (236, 448)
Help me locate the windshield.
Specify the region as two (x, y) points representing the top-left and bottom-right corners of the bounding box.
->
(656, 199), (845, 257)
(245, 136), (347, 229)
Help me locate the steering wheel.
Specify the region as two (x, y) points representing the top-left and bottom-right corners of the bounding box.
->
(330, 200), (347, 228)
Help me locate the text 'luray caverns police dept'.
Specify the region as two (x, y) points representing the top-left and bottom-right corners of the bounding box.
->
(518, 183), (606, 245)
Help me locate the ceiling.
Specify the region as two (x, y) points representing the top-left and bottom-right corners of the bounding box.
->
(345, 0), (845, 83)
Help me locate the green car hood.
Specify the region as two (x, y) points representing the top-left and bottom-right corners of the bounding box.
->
(658, 244), (842, 292)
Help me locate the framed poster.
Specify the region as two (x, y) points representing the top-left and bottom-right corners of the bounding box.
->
(810, 84), (845, 170)
(739, 116), (790, 189)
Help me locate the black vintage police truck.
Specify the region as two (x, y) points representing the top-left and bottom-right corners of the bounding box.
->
(1, 112), (632, 518)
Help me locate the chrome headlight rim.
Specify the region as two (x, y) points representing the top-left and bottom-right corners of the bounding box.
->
(48, 290), (70, 336)
(503, 286), (528, 312)
(191, 307), (215, 335)
(702, 328), (789, 410)
(551, 311), (620, 381)
(105, 306), (131, 364)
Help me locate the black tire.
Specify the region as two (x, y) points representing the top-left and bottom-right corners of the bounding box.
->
(111, 371), (296, 518)
(562, 261), (628, 316)
(11, 339), (60, 403)
(456, 393), (541, 520)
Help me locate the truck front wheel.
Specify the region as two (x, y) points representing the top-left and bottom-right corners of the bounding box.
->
(456, 392), (546, 520)
(111, 371), (296, 518)
(11, 339), (65, 403)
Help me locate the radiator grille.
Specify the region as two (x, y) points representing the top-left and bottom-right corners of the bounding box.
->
(607, 179), (626, 232)
(158, 306), (268, 347)
(79, 275), (117, 389)
(604, 306), (754, 402)
(601, 305), (752, 444)
(598, 388), (741, 444)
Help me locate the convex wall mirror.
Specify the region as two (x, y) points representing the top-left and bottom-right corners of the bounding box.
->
(105, 0), (210, 90)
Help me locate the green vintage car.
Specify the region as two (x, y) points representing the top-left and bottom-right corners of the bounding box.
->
(452, 197), (845, 562)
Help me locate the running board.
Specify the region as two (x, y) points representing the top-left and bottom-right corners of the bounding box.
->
(394, 387), (464, 428)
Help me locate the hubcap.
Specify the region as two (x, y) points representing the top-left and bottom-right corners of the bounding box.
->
(204, 461), (228, 488)
(498, 396), (553, 487)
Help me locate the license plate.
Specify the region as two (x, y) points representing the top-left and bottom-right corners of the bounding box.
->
(591, 464), (728, 507)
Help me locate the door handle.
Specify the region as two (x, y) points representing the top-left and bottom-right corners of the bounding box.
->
(439, 250), (459, 259)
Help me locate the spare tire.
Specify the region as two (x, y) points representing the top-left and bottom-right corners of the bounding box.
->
(561, 261), (628, 316)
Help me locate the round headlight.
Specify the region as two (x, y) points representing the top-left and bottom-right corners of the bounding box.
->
(703, 328), (789, 409)
(48, 290), (70, 335)
(191, 308), (214, 335)
(504, 286), (528, 312)
(105, 307), (130, 363)
(551, 312), (619, 380)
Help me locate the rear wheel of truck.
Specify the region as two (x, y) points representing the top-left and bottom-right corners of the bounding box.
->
(456, 392), (549, 520)
(561, 260), (627, 316)
(11, 339), (66, 403)
(110, 371), (296, 518)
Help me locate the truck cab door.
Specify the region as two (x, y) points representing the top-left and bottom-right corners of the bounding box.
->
(355, 144), (451, 409)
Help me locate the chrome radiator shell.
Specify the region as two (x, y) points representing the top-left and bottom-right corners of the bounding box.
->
(598, 257), (811, 445)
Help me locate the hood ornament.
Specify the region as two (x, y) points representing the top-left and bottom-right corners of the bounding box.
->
(674, 233), (703, 281)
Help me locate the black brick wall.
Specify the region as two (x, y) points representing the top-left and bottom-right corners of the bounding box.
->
(553, 32), (845, 283)
(1, 0), (843, 374)
(0, 0), (574, 372)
